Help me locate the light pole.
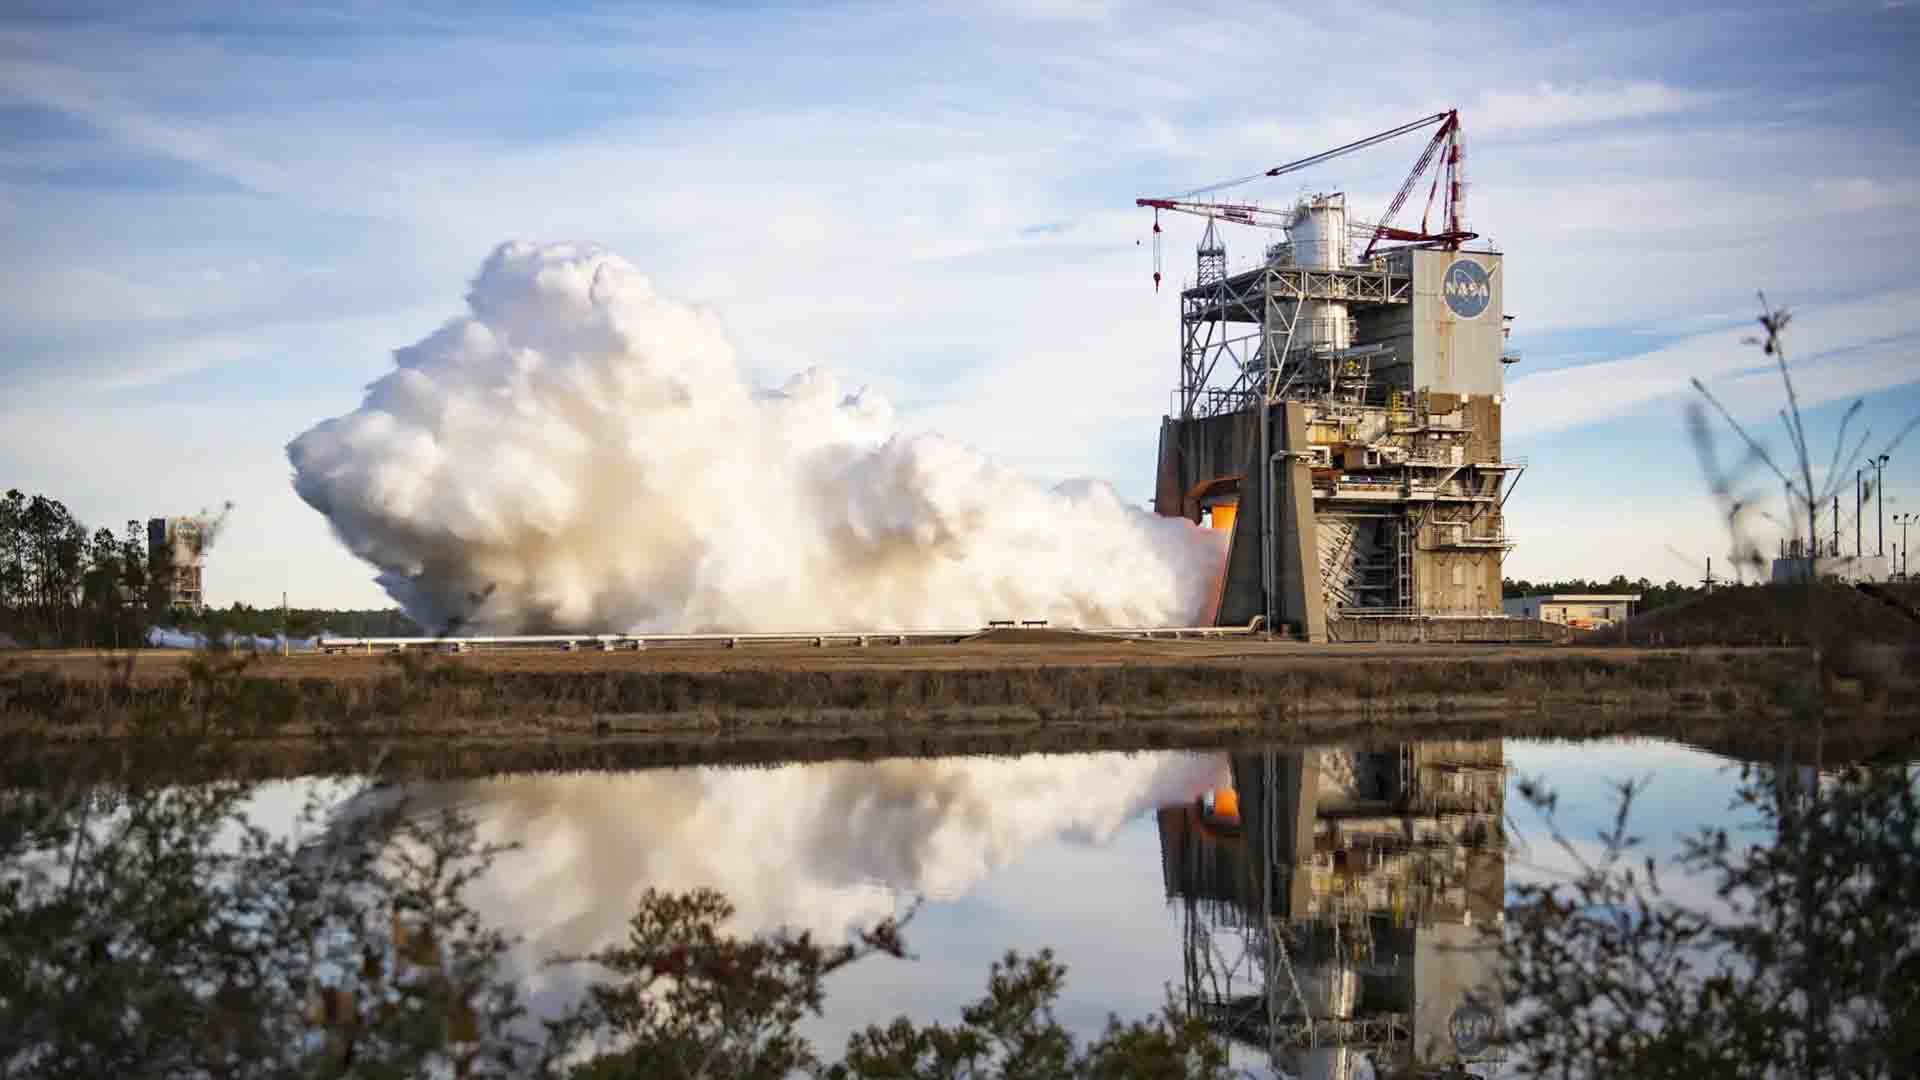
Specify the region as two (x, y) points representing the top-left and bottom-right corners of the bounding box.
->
(1870, 453), (1889, 556)
(1896, 512), (1916, 580)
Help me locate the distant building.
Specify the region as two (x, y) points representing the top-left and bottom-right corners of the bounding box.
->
(1769, 539), (1891, 584)
(1770, 555), (1892, 584)
(1501, 594), (1639, 630)
(147, 517), (207, 613)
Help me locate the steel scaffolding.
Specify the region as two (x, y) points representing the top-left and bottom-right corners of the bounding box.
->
(1177, 263), (1412, 421)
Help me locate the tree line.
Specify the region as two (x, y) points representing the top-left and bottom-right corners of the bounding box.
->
(186, 602), (422, 643)
(1, 488), (419, 649)
(1502, 574), (1708, 615)
(0, 489), (161, 649)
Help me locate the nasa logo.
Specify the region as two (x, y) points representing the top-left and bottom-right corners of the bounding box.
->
(1449, 1001), (1496, 1055)
(1442, 259), (1492, 320)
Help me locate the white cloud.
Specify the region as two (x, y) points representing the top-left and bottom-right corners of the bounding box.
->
(1475, 81), (1713, 135)
(1504, 288), (1920, 441)
(4, 264), (191, 327)
(2, 2), (1916, 604)
(4, 300), (443, 405)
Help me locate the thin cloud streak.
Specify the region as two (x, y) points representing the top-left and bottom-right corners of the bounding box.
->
(1505, 288), (1920, 441)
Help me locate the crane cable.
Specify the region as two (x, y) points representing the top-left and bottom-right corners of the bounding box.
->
(1150, 210), (1164, 291)
(1174, 111), (1450, 200)
(1144, 110), (1454, 291)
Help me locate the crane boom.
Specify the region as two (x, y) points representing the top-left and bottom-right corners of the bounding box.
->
(1131, 198), (1290, 290)
(1359, 110), (1467, 260)
(1133, 198), (1290, 229)
(1134, 110), (1476, 290)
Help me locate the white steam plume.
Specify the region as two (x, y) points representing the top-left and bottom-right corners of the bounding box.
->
(288, 242), (1224, 632)
(345, 752), (1226, 1013)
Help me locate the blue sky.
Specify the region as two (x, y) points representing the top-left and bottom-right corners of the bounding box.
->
(2, 0), (1917, 609)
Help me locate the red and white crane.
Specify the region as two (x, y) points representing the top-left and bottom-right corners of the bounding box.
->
(1135, 110), (1475, 290)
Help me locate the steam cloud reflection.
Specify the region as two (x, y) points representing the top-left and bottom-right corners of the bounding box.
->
(362, 752), (1223, 1007)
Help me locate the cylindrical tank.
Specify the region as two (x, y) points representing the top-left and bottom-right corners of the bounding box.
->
(1295, 301), (1353, 353)
(1287, 195), (1347, 270)
(1284, 195), (1353, 362)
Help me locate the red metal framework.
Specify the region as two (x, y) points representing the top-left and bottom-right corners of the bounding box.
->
(1135, 110), (1477, 289)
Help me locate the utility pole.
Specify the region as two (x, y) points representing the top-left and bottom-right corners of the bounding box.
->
(1832, 495), (1839, 556)
(281, 591), (289, 657)
(1896, 513), (1916, 580)
(1871, 453), (1890, 556)
(1856, 470), (1863, 557)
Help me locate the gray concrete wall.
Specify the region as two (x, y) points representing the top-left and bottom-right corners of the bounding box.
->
(1213, 455), (1266, 627)
(1354, 299), (1416, 387)
(1204, 405), (1327, 640)
(1277, 402), (1327, 643)
(1415, 549), (1503, 614)
(1231, 751), (1317, 920)
(1155, 412), (1258, 518)
(1152, 419), (1184, 518)
(1327, 617), (1573, 643)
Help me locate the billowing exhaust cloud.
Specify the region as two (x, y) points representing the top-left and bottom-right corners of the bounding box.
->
(353, 752), (1226, 1011)
(288, 242), (1224, 632)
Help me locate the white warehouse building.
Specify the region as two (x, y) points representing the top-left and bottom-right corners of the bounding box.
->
(1500, 594), (1639, 630)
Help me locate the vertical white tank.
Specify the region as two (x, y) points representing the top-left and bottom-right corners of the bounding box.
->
(1287, 194), (1347, 270)
(1285, 194), (1352, 356)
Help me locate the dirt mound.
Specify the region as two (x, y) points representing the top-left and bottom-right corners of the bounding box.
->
(1863, 582), (1920, 622)
(961, 627), (1121, 646)
(1593, 583), (1920, 647)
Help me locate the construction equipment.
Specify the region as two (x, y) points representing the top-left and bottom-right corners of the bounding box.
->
(1135, 110), (1477, 290)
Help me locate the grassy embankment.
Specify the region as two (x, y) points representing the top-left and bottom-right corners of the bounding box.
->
(3, 629), (1916, 784)
(1594, 580), (1920, 647)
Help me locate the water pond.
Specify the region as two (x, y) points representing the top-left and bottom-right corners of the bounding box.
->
(229, 735), (1761, 1077)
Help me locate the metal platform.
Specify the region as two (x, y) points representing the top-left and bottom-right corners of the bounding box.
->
(1181, 263), (1411, 324)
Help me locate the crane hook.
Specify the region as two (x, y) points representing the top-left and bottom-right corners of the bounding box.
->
(1151, 211), (1163, 292)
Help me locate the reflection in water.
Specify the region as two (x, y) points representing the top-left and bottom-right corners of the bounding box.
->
(338, 742), (1508, 1070)
(1157, 741), (1506, 1078)
(364, 752), (1223, 1007)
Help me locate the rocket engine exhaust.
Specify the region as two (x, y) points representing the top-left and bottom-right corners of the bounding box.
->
(288, 242), (1224, 633)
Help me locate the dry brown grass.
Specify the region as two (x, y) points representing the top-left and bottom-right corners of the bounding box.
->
(6, 696), (1915, 791)
(4, 639), (1912, 741)
(4, 638), (1915, 788)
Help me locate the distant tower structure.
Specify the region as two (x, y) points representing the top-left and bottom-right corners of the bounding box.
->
(1196, 217), (1228, 288)
(148, 517), (208, 613)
